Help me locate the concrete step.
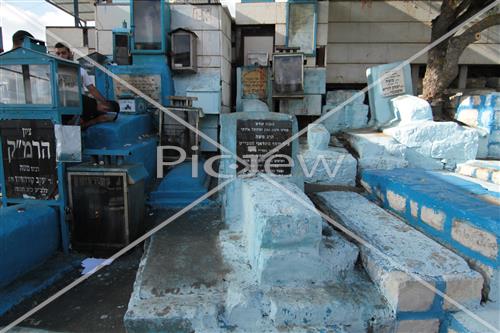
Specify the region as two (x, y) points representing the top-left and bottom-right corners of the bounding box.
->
(360, 168), (499, 299)
(456, 160), (500, 185)
(313, 191), (484, 332)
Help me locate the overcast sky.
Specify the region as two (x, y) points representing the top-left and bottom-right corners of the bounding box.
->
(0, 0), (236, 51)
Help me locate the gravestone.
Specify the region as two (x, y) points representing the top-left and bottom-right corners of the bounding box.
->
(236, 66), (272, 112)
(366, 62), (413, 128)
(219, 110), (302, 224)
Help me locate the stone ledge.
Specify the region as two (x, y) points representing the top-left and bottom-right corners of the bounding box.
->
(313, 191), (483, 316)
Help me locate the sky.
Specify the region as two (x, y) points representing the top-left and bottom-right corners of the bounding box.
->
(1, 0), (75, 50)
(0, 0), (237, 51)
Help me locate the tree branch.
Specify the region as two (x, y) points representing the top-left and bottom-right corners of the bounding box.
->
(449, 0), (497, 31)
(450, 13), (500, 54)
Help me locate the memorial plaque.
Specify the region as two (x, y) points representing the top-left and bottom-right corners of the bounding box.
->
(236, 119), (293, 175)
(114, 74), (161, 102)
(242, 67), (268, 100)
(0, 120), (57, 200)
(381, 68), (406, 97)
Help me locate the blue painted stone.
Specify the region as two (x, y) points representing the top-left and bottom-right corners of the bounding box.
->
(0, 204), (59, 289)
(361, 168), (499, 270)
(321, 103), (369, 133)
(455, 92), (500, 158)
(304, 68), (326, 95)
(83, 114), (153, 150)
(366, 62), (413, 127)
(241, 99), (270, 113)
(148, 161), (209, 208)
(326, 90), (365, 105)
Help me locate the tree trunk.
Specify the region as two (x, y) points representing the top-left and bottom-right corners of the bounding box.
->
(421, 0), (500, 119)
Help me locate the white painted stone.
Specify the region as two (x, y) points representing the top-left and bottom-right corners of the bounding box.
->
(345, 131), (409, 171)
(390, 95), (433, 124)
(384, 121), (479, 165)
(387, 190), (406, 213)
(421, 206), (445, 231)
(396, 319), (440, 333)
(456, 163), (476, 177)
(443, 272), (485, 311)
(307, 124), (330, 151)
(493, 171), (500, 185)
(299, 146), (357, 186)
(476, 168), (491, 182)
(451, 219), (498, 260)
(410, 200), (418, 218)
(314, 192), (483, 313)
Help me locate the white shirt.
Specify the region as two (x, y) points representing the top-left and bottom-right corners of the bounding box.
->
(80, 68), (93, 93)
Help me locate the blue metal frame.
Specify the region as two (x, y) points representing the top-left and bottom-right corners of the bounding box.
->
(130, 0), (168, 55)
(0, 46), (82, 253)
(285, 0), (318, 56)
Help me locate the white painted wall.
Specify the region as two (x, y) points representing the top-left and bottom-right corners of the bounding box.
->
(327, 1), (500, 84)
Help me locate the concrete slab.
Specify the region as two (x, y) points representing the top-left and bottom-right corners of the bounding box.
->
(313, 191), (483, 323)
(125, 207), (228, 333)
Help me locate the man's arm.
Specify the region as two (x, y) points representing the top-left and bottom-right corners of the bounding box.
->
(87, 84), (107, 103)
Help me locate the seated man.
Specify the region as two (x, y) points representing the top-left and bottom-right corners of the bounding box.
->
(54, 42), (118, 128)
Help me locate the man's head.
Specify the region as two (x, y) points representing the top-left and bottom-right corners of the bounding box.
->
(55, 42), (72, 60)
(12, 30), (33, 49)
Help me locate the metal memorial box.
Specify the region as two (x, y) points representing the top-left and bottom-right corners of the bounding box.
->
(67, 164), (146, 251)
(272, 53), (304, 98)
(170, 28), (198, 73)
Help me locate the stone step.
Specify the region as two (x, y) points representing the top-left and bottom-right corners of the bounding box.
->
(313, 191), (484, 332)
(456, 160), (500, 185)
(360, 168), (499, 298)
